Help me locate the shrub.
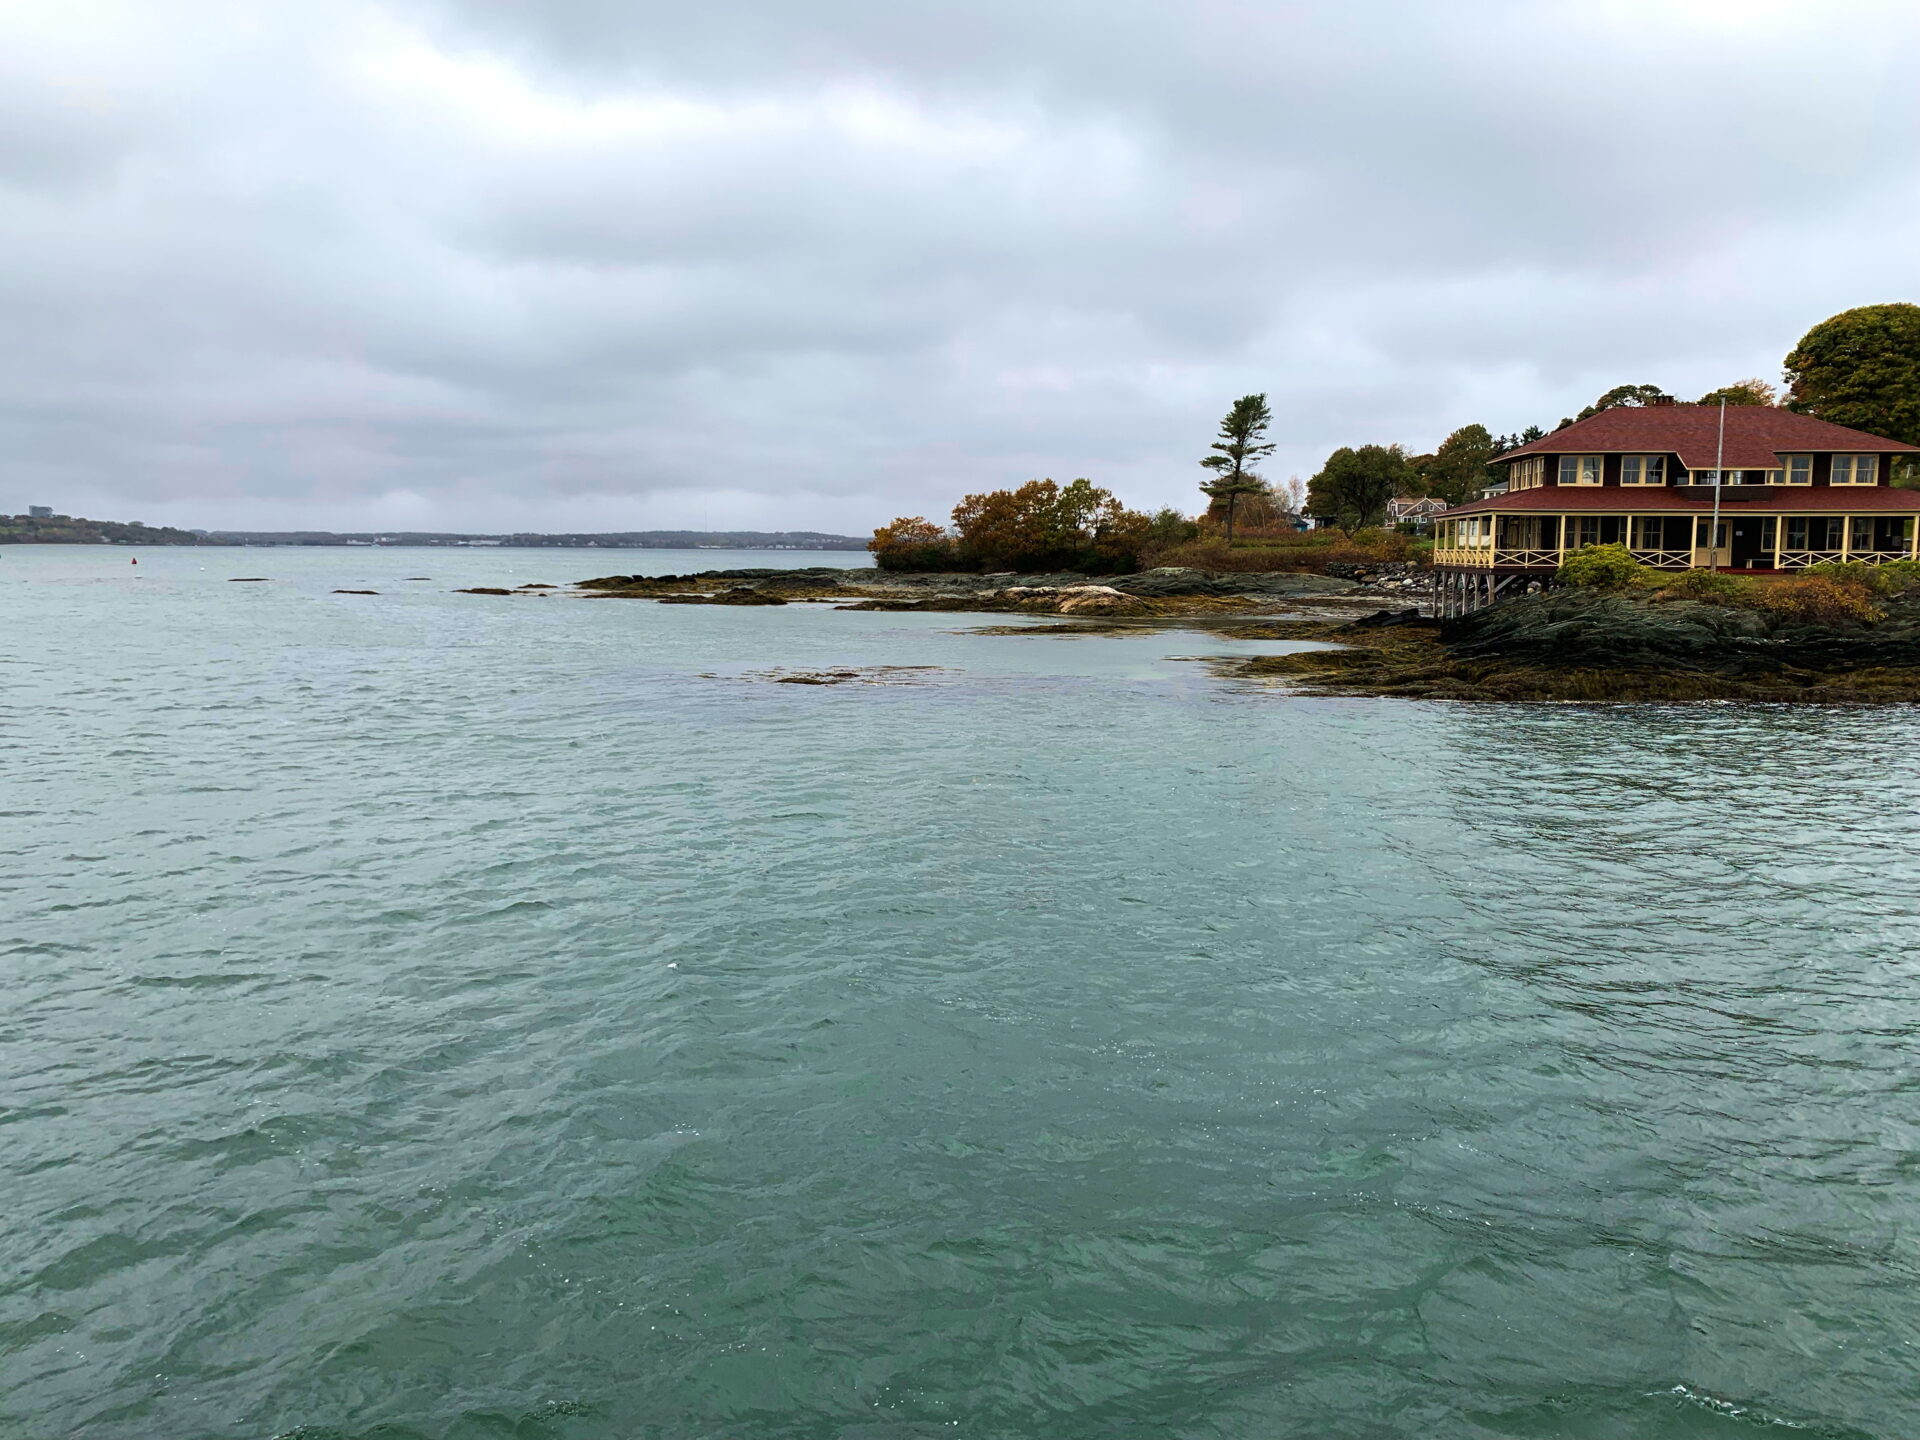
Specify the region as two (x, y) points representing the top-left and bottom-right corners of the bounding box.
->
(1147, 538), (1329, 573)
(1145, 527), (1419, 574)
(1650, 569), (1753, 605)
(948, 478), (1153, 573)
(1344, 527), (1414, 560)
(1146, 508), (1201, 546)
(869, 516), (963, 572)
(1558, 543), (1644, 589)
(1872, 559), (1920, 593)
(1801, 560), (1881, 592)
(1804, 558), (1920, 596)
(1751, 576), (1884, 626)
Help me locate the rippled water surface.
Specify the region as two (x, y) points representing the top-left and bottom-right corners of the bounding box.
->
(7, 544), (1920, 1439)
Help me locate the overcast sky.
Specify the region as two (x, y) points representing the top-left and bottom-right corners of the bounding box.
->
(3, 0), (1917, 533)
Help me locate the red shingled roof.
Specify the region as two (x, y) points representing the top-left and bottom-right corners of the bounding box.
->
(1442, 486), (1920, 518)
(1499, 405), (1919, 469)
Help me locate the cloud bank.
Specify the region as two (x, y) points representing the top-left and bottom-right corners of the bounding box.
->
(2, 0), (1916, 531)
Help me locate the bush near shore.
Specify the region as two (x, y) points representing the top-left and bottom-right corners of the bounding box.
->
(1558, 543), (1920, 626)
(1149, 529), (1423, 574)
(872, 481), (1426, 575)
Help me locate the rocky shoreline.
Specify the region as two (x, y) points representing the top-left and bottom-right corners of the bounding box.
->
(1222, 589), (1920, 703)
(472, 564), (1920, 703)
(570, 564), (1417, 618)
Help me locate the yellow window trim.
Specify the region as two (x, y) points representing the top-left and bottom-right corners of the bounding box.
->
(1619, 454), (1669, 486)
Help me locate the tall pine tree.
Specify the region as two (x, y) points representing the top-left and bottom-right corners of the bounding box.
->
(1200, 394), (1276, 543)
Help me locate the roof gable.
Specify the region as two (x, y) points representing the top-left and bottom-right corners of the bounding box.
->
(1499, 405), (1919, 469)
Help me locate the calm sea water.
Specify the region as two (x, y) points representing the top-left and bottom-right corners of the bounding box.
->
(6, 544), (1920, 1439)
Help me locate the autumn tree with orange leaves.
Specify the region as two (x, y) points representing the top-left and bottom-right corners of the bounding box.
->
(870, 478), (1154, 574)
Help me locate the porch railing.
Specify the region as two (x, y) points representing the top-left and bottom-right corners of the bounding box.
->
(1491, 548), (1560, 567)
(1630, 548), (1693, 570)
(1778, 550), (1849, 569)
(1842, 548), (1915, 565)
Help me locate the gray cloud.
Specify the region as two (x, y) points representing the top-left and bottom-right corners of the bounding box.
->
(2, 0), (1917, 532)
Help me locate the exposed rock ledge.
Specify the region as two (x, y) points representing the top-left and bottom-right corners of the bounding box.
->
(571, 566), (1369, 615)
(1228, 589), (1920, 703)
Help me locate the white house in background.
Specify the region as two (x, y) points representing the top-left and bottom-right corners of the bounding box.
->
(1386, 495), (1449, 530)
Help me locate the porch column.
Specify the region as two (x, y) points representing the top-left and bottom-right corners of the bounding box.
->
(1841, 516), (1852, 562)
(1772, 516), (1783, 571)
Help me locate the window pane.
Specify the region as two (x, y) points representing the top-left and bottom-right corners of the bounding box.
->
(1790, 456), (1810, 483)
(1622, 456), (1640, 484)
(1648, 456), (1665, 483)
(1833, 456), (1852, 483)
(1859, 456), (1879, 484)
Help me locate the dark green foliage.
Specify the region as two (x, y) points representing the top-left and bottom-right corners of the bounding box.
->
(1492, 425), (1545, 454)
(1784, 302), (1920, 445)
(1557, 384), (1676, 429)
(1558, 543), (1644, 589)
(1200, 394), (1277, 542)
(1146, 507), (1201, 545)
(1306, 444), (1415, 530)
(1651, 569), (1750, 604)
(1417, 424), (1499, 506)
(1695, 378), (1778, 407)
(0, 514), (223, 545)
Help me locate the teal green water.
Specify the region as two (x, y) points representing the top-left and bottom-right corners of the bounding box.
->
(6, 545), (1920, 1439)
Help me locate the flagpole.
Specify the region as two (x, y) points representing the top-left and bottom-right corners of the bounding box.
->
(1708, 397), (1727, 570)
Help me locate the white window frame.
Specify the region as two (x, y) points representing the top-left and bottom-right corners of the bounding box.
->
(1619, 455), (1668, 486)
(1509, 455), (1545, 490)
(1558, 454), (1602, 486)
(1831, 454), (1880, 485)
(1780, 455), (1812, 485)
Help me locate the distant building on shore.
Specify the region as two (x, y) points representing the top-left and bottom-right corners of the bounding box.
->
(28, 505), (52, 518)
(1386, 495), (1449, 531)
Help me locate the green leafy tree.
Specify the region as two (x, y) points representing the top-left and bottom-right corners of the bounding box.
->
(1307, 444), (1415, 531)
(1419, 424), (1499, 507)
(1492, 425), (1545, 454)
(1784, 302), (1920, 445)
(1696, 378), (1778, 407)
(1199, 393), (1277, 543)
(1146, 507), (1200, 545)
(1557, 384), (1676, 430)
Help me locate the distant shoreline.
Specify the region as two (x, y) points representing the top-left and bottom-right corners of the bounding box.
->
(0, 521), (870, 551)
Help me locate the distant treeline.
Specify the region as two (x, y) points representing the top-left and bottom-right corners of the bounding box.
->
(208, 530), (869, 549)
(1, 515), (226, 545)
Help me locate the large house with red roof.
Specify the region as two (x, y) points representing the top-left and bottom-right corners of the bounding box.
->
(1432, 404), (1920, 610)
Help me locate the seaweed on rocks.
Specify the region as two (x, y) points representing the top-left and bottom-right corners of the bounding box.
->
(1231, 590), (1920, 703)
(656, 587), (789, 606)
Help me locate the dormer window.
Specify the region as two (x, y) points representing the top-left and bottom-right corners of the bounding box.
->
(1780, 455), (1812, 485)
(1831, 454), (1880, 485)
(1557, 455), (1602, 486)
(1620, 455), (1667, 486)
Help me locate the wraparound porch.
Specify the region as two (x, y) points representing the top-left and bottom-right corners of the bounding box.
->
(1433, 512), (1920, 572)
